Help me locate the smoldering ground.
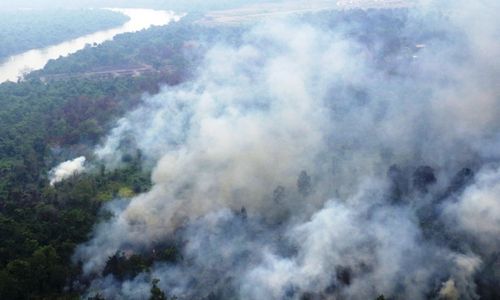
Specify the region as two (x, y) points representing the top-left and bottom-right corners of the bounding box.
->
(74, 1), (499, 299)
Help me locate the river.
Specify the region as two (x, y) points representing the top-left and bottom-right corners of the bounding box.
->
(0, 8), (180, 83)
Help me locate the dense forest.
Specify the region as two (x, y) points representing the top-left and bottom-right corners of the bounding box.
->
(0, 20), (200, 300)
(0, 8), (427, 299)
(0, 9), (128, 61)
(0, 14), (247, 298)
(28, 15), (241, 80)
(0, 3), (499, 300)
(0, 75), (158, 299)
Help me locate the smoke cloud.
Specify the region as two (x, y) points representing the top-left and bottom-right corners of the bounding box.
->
(49, 156), (86, 185)
(75, 0), (499, 299)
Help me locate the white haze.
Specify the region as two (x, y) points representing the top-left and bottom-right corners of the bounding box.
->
(2, 0), (287, 11)
(75, 0), (499, 299)
(49, 156), (86, 185)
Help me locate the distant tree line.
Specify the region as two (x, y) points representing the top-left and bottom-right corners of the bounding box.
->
(0, 9), (129, 61)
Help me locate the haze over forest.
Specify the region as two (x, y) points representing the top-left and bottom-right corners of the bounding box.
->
(1, 0), (277, 11)
(0, 0), (498, 299)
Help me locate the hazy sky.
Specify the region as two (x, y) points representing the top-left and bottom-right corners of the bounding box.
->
(1, 0), (281, 11)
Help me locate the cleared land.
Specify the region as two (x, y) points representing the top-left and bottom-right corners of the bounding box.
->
(198, 0), (413, 25)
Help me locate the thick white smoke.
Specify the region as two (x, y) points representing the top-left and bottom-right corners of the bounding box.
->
(75, 0), (499, 299)
(49, 156), (86, 185)
(443, 166), (500, 256)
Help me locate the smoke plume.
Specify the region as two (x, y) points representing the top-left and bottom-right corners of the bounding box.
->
(75, 0), (499, 299)
(49, 156), (86, 185)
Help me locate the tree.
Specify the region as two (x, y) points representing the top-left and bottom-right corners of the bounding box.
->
(29, 245), (66, 295)
(297, 171), (312, 197)
(150, 279), (167, 300)
(103, 252), (150, 281)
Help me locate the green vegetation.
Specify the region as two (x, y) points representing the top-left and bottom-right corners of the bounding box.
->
(0, 75), (158, 299)
(0, 9), (245, 298)
(102, 244), (181, 281)
(150, 279), (167, 300)
(0, 163), (150, 299)
(0, 13), (229, 298)
(29, 17), (244, 83)
(0, 9), (129, 61)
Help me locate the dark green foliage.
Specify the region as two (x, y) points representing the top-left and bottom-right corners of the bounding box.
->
(31, 21), (199, 78)
(103, 252), (151, 281)
(0, 9), (128, 61)
(0, 75), (158, 199)
(150, 279), (167, 300)
(157, 245), (183, 263)
(0, 10), (236, 300)
(101, 244), (182, 281)
(0, 26), (199, 293)
(0, 246), (67, 299)
(0, 161), (151, 299)
(0, 75), (158, 299)
(29, 19), (243, 86)
(0, 15), (208, 294)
